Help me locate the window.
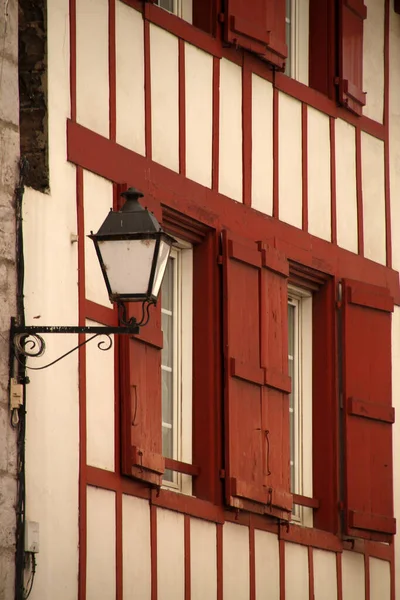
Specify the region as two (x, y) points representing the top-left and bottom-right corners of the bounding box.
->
(155, 0), (193, 24)
(288, 287), (313, 526)
(161, 244), (193, 494)
(284, 0), (309, 85)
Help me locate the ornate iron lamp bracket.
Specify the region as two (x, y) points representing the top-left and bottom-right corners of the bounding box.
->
(10, 308), (144, 372)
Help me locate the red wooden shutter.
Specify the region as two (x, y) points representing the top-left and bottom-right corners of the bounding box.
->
(337, 0), (367, 115)
(342, 279), (396, 540)
(260, 244), (292, 516)
(120, 304), (165, 486)
(222, 0), (287, 70)
(222, 232), (292, 517)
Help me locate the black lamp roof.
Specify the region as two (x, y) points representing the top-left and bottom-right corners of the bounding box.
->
(94, 187), (162, 238)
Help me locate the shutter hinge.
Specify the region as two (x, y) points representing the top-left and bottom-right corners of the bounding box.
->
(217, 255), (223, 265)
(334, 76), (340, 86)
(219, 469), (226, 479)
(218, 12), (225, 23)
(339, 392), (343, 409)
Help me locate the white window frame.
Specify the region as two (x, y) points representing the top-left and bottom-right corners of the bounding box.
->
(155, 0), (193, 24)
(288, 286), (313, 527)
(161, 242), (193, 495)
(285, 0), (309, 86)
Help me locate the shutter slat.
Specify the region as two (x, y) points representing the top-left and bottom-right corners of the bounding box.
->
(349, 511), (396, 535)
(342, 279), (395, 540)
(230, 357), (265, 386)
(347, 398), (395, 424)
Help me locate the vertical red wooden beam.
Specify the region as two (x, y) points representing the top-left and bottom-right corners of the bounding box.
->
(115, 491), (123, 600)
(308, 547), (314, 600)
(144, 20), (152, 160)
(336, 553), (343, 600)
(77, 166), (87, 600)
(109, 0), (117, 142)
(279, 539), (285, 600)
(242, 55), (252, 207)
(330, 117), (337, 244)
(151, 505), (158, 600)
(302, 103), (308, 232)
(184, 515), (191, 600)
(249, 521), (255, 600)
(364, 553), (370, 600)
(212, 57), (220, 192)
(179, 39), (186, 177)
(383, 0), (392, 267)
(273, 87), (279, 219)
(355, 128), (364, 256)
(216, 524), (223, 600)
(69, 0), (77, 121)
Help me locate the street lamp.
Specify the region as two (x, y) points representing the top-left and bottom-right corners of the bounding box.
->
(10, 187), (174, 368)
(89, 187), (175, 304)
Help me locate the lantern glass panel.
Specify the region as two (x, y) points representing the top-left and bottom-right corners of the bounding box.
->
(151, 239), (172, 298)
(98, 238), (156, 297)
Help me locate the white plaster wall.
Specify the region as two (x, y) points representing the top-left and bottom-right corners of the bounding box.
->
(342, 551), (365, 600)
(185, 43), (213, 188)
(150, 25), (179, 172)
(190, 518), (217, 600)
(23, 0), (80, 597)
(254, 530), (279, 600)
(279, 93), (302, 228)
(313, 549), (337, 600)
(361, 133), (386, 265)
(157, 509), (185, 600)
(370, 557), (391, 600)
(86, 487), (116, 600)
(86, 320), (114, 471)
(335, 119), (358, 253)
(116, 1), (145, 154)
(251, 74), (273, 216)
(122, 495), (151, 600)
(307, 107), (331, 241)
(219, 59), (242, 203)
(390, 7), (400, 273)
(393, 307), (400, 599)
(223, 522), (249, 600)
(285, 542), (309, 600)
(363, 0), (384, 123)
(83, 170), (113, 308)
(76, 0), (109, 137)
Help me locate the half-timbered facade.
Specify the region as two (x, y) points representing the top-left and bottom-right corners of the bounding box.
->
(16, 0), (400, 598)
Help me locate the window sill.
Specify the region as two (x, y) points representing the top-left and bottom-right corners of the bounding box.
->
(150, 487), (225, 523)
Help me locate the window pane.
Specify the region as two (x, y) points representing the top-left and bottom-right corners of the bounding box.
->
(162, 313), (173, 367)
(162, 369), (173, 425)
(285, 0), (292, 77)
(288, 303), (295, 494)
(156, 0), (174, 12)
(161, 257), (175, 463)
(161, 258), (173, 312)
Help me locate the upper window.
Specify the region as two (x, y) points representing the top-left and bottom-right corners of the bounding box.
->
(161, 244), (193, 494)
(288, 286), (313, 527)
(155, 0), (193, 24)
(284, 0), (309, 85)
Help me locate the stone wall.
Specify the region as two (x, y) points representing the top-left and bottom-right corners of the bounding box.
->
(0, 0), (19, 597)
